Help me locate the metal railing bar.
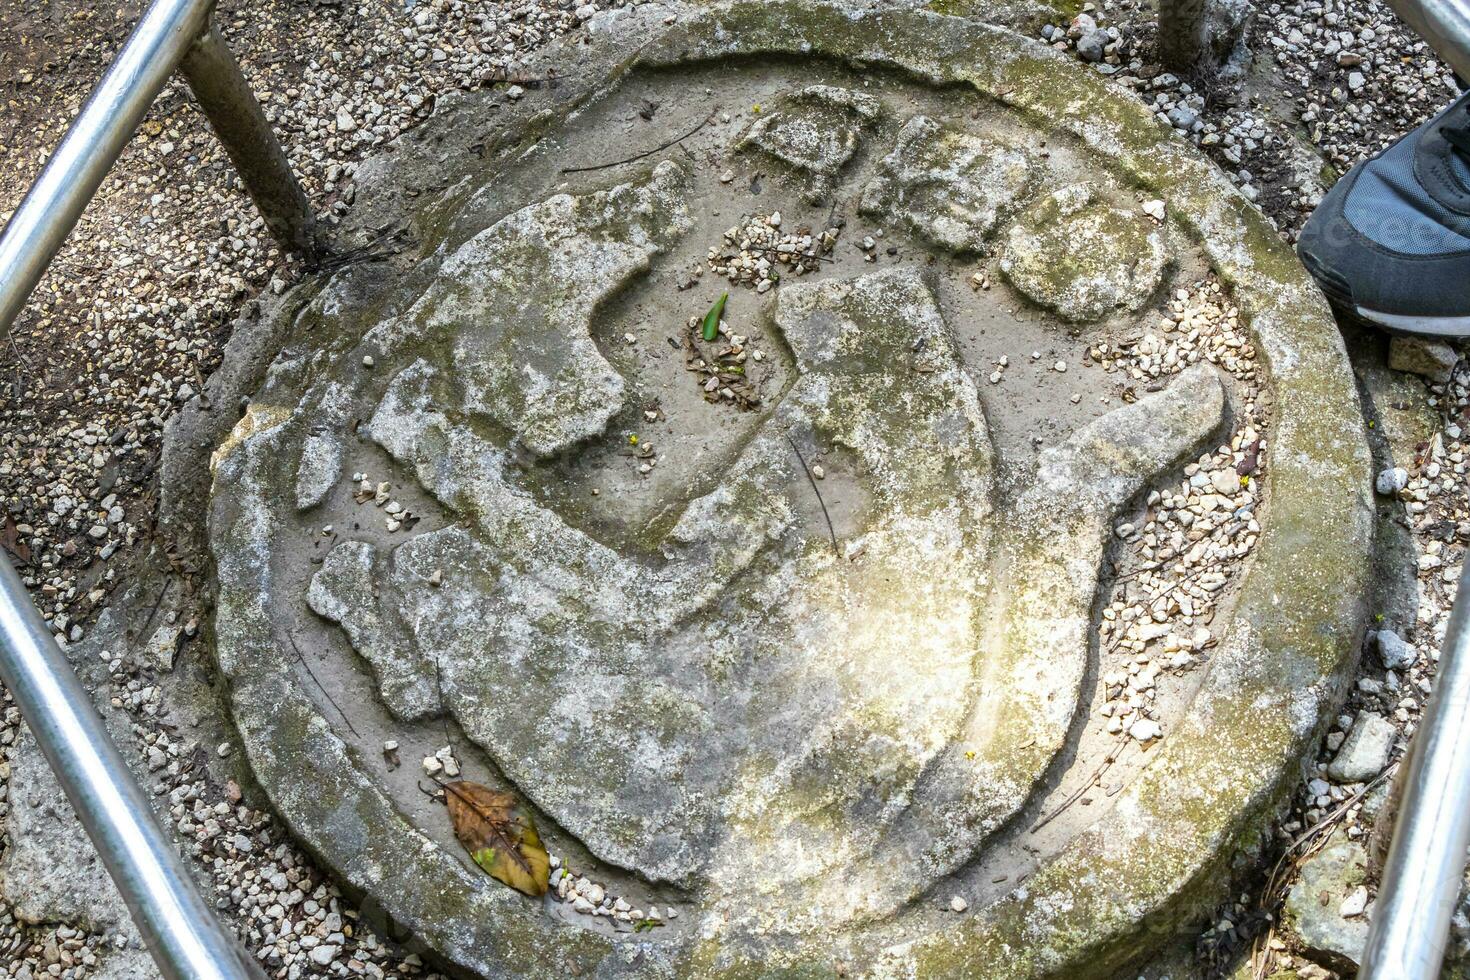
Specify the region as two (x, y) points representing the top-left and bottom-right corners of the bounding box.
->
(0, 0), (214, 332)
(1359, 576), (1470, 980)
(180, 27), (320, 264)
(0, 0), (303, 975)
(0, 565), (262, 979)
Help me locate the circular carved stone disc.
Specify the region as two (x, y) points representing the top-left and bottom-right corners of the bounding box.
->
(205, 3), (1372, 977)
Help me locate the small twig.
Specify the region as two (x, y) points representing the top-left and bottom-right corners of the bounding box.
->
(6, 328), (29, 376)
(1030, 736), (1130, 833)
(136, 579), (173, 641)
(1246, 763), (1399, 979)
(786, 433), (839, 556)
(313, 226), (406, 274)
(288, 633), (360, 737)
(561, 115), (712, 174)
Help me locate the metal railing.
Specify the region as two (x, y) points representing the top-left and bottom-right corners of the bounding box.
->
(1360, 569), (1470, 979)
(0, 0), (314, 975)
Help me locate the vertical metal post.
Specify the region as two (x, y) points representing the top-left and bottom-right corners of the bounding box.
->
(1360, 580), (1470, 980)
(1156, 0), (1252, 77)
(179, 28), (319, 263)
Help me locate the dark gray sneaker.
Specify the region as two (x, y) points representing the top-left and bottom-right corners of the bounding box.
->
(1298, 90), (1470, 337)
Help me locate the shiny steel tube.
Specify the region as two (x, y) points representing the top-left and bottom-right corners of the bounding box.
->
(1385, 0), (1470, 86)
(0, 560), (260, 979)
(0, 0), (262, 976)
(0, 0), (214, 331)
(1359, 579), (1470, 980)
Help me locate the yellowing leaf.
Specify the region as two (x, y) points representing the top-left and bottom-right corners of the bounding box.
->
(443, 781), (549, 897)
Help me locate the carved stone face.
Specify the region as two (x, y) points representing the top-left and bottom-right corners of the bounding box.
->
(204, 6), (1370, 978)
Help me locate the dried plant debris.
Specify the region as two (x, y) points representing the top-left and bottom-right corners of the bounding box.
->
(350, 472), (418, 533)
(683, 315), (763, 410)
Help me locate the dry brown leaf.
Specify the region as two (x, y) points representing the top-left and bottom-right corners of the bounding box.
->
(443, 781), (549, 897)
(1, 517), (31, 566)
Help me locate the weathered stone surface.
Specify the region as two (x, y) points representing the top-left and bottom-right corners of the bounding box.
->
(738, 85), (882, 202)
(1000, 182), (1170, 322)
(0, 728), (131, 932)
(307, 539), (437, 721)
(192, 3), (1375, 978)
(366, 160), (692, 459)
(1388, 335), (1460, 383)
(859, 115), (1045, 253)
(1327, 711), (1396, 783)
(313, 263), (1221, 928)
(296, 434), (342, 512)
(1283, 839), (1370, 971)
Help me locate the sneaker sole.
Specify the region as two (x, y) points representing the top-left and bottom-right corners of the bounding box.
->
(1299, 245), (1470, 338)
(1353, 306), (1470, 338)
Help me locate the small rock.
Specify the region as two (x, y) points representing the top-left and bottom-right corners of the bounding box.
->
(1129, 718), (1163, 742)
(1388, 335), (1459, 383)
(1373, 629), (1417, 670)
(1326, 711), (1395, 783)
(1375, 466), (1408, 496)
(1210, 469), (1240, 495)
(309, 944), (340, 966)
(1340, 885), (1369, 918)
(949, 894), (968, 913)
(1141, 199), (1166, 222)
(143, 622), (184, 672)
(1283, 839), (1369, 971)
(1076, 29), (1108, 62)
(1166, 104), (1199, 130)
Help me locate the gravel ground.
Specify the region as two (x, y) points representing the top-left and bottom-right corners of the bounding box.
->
(1044, 0), (1460, 238)
(0, 0), (1464, 976)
